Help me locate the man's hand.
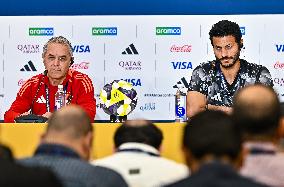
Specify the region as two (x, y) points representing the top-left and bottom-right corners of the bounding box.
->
(42, 112), (52, 119)
(207, 104), (232, 115)
(20, 111), (31, 116)
(187, 91), (207, 118)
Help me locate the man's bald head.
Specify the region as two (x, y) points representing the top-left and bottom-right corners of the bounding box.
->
(46, 105), (93, 139)
(233, 84), (280, 137)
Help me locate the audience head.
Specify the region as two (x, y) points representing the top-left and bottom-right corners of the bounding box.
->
(183, 110), (242, 172)
(233, 84), (280, 140)
(43, 105), (93, 160)
(0, 144), (14, 162)
(114, 120), (163, 150)
(278, 103), (284, 145)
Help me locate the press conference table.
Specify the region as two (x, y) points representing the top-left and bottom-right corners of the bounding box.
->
(0, 123), (186, 163)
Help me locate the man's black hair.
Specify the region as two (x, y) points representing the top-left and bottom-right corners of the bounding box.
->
(209, 20), (243, 49)
(114, 120), (163, 149)
(183, 110), (242, 161)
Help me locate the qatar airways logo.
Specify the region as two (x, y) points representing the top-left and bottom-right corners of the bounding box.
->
(274, 77), (284, 87)
(170, 45), (192, 52)
(140, 102), (156, 111)
(17, 44), (40, 53)
(70, 62), (90, 70)
(119, 61), (142, 70)
(18, 79), (27, 86)
(274, 61), (284, 69)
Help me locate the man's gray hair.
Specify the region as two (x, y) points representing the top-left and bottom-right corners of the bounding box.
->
(42, 36), (73, 57)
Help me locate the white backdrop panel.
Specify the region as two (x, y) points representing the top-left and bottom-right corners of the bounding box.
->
(261, 16), (284, 100)
(1, 15), (284, 120)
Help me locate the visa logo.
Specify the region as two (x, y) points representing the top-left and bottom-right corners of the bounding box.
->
(172, 62), (193, 69)
(156, 27), (181, 35)
(240, 27), (245, 35)
(122, 79), (142, 86)
(92, 27), (117, 35)
(72, 45), (90, 53)
(276, 44), (284, 52)
(29, 28), (54, 36)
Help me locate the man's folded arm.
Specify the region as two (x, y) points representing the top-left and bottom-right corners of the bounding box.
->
(4, 97), (31, 122)
(186, 91), (206, 118)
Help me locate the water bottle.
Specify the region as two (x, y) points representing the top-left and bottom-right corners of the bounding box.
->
(175, 88), (187, 122)
(55, 85), (66, 110)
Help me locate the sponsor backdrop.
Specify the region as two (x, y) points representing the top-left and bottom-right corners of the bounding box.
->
(0, 15), (283, 121)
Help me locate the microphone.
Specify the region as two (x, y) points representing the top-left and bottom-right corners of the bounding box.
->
(43, 70), (48, 76)
(30, 70), (47, 114)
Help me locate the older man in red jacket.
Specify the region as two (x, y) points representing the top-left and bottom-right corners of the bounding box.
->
(4, 36), (96, 122)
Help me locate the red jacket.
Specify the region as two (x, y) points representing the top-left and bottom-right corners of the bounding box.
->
(4, 70), (96, 122)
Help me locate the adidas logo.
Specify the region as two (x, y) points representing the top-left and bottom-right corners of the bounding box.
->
(173, 77), (189, 89)
(36, 95), (46, 104)
(20, 61), (37, 71)
(122, 43), (138, 55)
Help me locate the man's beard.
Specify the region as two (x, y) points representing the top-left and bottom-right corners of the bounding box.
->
(216, 50), (240, 68)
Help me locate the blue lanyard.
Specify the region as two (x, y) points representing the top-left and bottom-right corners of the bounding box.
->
(117, 148), (160, 157)
(249, 147), (276, 155)
(215, 61), (229, 90)
(44, 85), (51, 112)
(35, 144), (80, 159)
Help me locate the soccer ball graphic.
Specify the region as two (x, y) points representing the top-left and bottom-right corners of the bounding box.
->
(100, 80), (138, 116)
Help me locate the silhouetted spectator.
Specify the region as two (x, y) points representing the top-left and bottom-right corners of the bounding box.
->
(233, 84), (284, 186)
(0, 144), (14, 162)
(20, 105), (127, 187)
(93, 119), (188, 187)
(0, 144), (62, 187)
(278, 102), (284, 151)
(166, 110), (268, 187)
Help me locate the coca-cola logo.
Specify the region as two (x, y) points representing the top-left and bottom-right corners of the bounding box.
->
(274, 61), (284, 69)
(70, 62), (90, 70)
(170, 45), (192, 52)
(18, 79), (27, 86)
